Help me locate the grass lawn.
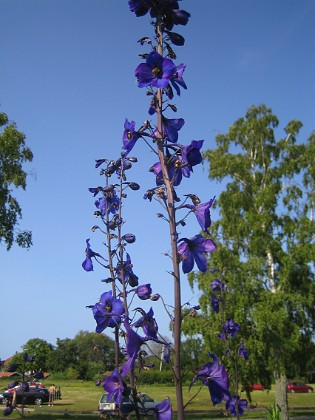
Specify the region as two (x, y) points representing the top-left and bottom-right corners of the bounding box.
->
(1, 379), (314, 419)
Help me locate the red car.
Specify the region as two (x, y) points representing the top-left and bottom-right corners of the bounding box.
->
(287, 382), (313, 393)
(241, 384), (265, 391)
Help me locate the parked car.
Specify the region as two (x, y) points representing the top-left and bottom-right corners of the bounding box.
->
(5, 382), (45, 393)
(286, 382), (313, 393)
(98, 393), (116, 414)
(99, 392), (159, 415)
(0, 386), (49, 405)
(241, 384), (265, 391)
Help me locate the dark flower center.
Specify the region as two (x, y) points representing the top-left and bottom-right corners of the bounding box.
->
(127, 130), (132, 140)
(152, 65), (161, 77)
(105, 300), (112, 312)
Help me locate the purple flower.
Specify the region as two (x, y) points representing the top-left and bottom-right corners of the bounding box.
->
(136, 284), (152, 300)
(193, 197), (215, 233)
(21, 382), (29, 392)
(128, 0), (152, 17)
(164, 8), (190, 30)
(238, 342), (249, 361)
(121, 319), (146, 376)
(181, 140), (204, 176)
(184, 196), (215, 234)
(129, 0), (190, 31)
(154, 397), (172, 420)
(190, 353), (230, 406)
(92, 290), (124, 333)
(150, 154), (183, 187)
(133, 307), (158, 339)
(88, 186), (103, 196)
(95, 191), (120, 216)
(135, 50), (177, 89)
(211, 294), (220, 313)
(82, 239), (106, 272)
(7, 365), (21, 373)
(122, 119), (141, 156)
(177, 234), (216, 274)
(3, 405), (14, 416)
(226, 396), (248, 416)
(149, 162), (164, 186)
(23, 352), (34, 362)
(95, 159), (106, 168)
(210, 278), (225, 292)
(103, 369), (124, 405)
(33, 371), (44, 380)
(116, 253), (139, 287)
(222, 318), (240, 339)
(161, 117), (185, 143)
(170, 63), (187, 96)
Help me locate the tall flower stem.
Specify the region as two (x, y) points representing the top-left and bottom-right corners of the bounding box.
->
(155, 21), (184, 420)
(116, 162), (141, 420)
(157, 138), (184, 418)
(104, 173), (120, 369)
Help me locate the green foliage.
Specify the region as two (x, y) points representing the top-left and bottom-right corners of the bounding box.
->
(185, 105), (315, 397)
(137, 369), (176, 385)
(10, 338), (53, 374)
(23, 338), (53, 372)
(265, 402), (281, 420)
(0, 111), (33, 250)
(180, 337), (208, 373)
(48, 330), (116, 381)
(64, 366), (80, 380)
(47, 337), (78, 373)
(9, 331), (116, 381)
(0, 376), (314, 416)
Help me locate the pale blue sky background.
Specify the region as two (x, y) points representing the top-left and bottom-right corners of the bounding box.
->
(1, 0), (315, 360)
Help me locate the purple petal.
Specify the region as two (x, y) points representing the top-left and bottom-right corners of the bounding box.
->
(154, 397), (172, 420)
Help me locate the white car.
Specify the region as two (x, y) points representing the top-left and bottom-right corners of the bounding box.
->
(99, 392), (159, 416)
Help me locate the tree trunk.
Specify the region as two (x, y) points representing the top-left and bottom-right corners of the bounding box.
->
(274, 370), (289, 420)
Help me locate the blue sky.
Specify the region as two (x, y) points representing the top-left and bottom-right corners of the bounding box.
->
(1, 0), (315, 360)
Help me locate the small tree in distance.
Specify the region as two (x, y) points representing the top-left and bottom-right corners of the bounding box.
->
(0, 112), (33, 250)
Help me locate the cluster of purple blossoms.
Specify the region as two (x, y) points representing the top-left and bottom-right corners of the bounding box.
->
(82, 157), (174, 418)
(129, 0), (190, 30)
(79, 1), (250, 419)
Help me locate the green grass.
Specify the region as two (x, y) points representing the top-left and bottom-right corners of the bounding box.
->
(1, 378), (314, 419)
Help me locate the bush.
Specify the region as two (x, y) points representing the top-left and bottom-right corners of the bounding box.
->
(65, 367), (79, 380)
(139, 370), (174, 385)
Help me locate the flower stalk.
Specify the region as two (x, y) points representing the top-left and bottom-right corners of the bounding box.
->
(80, 2), (248, 419)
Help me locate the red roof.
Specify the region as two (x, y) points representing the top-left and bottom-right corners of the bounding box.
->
(2, 356), (13, 366)
(0, 372), (49, 378)
(0, 372), (21, 378)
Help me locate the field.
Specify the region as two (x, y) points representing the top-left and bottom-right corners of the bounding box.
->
(1, 378), (314, 419)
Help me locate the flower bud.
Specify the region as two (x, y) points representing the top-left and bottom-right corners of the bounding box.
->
(136, 284), (152, 300)
(126, 156), (138, 163)
(122, 234), (136, 244)
(128, 182), (140, 190)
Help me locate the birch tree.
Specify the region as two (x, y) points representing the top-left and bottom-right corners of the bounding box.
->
(186, 105), (315, 420)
